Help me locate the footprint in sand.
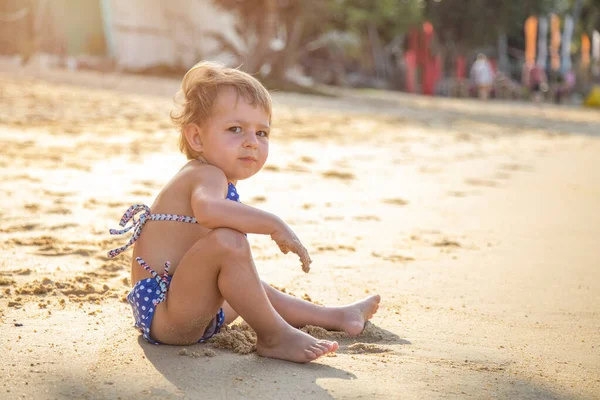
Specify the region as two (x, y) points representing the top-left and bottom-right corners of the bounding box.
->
(263, 165), (281, 172)
(64, 162), (92, 172)
(107, 201), (131, 208)
(464, 178), (497, 187)
(43, 190), (76, 197)
(0, 223), (40, 233)
(14, 277), (116, 303)
(433, 239), (461, 248)
(251, 196), (267, 204)
(8, 235), (97, 257)
(47, 207), (73, 215)
(36, 247), (95, 257)
(447, 190), (468, 197)
(285, 163), (310, 173)
(129, 190), (153, 197)
(371, 252), (414, 262)
(499, 163), (532, 172)
(24, 203), (41, 212)
(12, 174), (42, 183)
(316, 245), (356, 253)
(322, 170), (355, 180)
(9, 236), (59, 247)
(137, 180), (162, 189)
(49, 223), (79, 231)
(382, 198), (409, 206)
(300, 156), (315, 164)
(353, 215), (381, 221)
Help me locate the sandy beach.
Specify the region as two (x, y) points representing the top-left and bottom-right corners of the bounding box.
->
(0, 64), (599, 399)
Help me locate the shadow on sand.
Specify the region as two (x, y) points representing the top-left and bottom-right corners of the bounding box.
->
(140, 338), (351, 399)
(137, 323), (409, 399)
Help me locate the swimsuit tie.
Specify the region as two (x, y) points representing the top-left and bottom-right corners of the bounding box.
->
(107, 204), (151, 258)
(135, 257), (170, 306)
(106, 182), (240, 259)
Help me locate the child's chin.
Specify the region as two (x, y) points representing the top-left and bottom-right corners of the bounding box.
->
(234, 170), (259, 181)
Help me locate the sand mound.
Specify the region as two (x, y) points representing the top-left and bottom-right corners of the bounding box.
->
(178, 348), (216, 358)
(206, 320), (392, 356)
(301, 322), (396, 343)
(300, 325), (348, 340)
(208, 322), (257, 354)
(346, 343), (390, 354)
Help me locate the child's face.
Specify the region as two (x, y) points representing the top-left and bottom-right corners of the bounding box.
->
(199, 87), (270, 182)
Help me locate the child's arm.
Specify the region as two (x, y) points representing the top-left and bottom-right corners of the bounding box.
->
(191, 165), (281, 234)
(191, 165), (311, 272)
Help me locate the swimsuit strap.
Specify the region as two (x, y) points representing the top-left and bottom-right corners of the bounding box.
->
(136, 257), (170, 284)
(106, 204), (198, 258)
(227, 182), (241, 202)
(106, 182), (240, 258)
(136, 257), (170, 305)
(149, 213), (197, 223)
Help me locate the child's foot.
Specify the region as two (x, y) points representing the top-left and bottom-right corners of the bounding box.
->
(256, 326), (339, 363)
(339, 295), (381, 337)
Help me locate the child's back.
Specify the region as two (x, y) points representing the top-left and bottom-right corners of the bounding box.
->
(130, 162), (214, 284)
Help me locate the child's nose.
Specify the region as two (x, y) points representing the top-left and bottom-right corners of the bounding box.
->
(244, 132), (259, 148)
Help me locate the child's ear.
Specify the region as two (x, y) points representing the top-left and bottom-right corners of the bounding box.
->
(183, 123), (203, 153)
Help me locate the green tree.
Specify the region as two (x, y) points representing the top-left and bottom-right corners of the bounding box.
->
(574, 0), (600, 34)
(324, 0), (423, 78)
(211, 0), (423, 84)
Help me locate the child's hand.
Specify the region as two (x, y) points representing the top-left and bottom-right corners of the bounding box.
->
(270, 225), (312, 273)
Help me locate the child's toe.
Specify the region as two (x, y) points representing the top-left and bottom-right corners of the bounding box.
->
(304, 349), (319, 360)
(309, 344), (325, 357)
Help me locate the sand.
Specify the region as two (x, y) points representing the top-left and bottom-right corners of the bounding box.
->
(0, 62), (599, 399)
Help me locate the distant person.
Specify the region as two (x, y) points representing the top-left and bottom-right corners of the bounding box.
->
(470, 53), (495, 100)
(106, 61), (380, 363)
(555, 69), (575, 104)
(529, 64), (548, 103)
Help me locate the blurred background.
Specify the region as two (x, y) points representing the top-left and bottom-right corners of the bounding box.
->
(0, 0), (599, 105)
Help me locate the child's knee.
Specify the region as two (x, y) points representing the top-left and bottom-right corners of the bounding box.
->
(208, 228), (249, 257)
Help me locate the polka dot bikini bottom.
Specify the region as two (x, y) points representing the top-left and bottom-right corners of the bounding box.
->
(126, 257), (225, 345)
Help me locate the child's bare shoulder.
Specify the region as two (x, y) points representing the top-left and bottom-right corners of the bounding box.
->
(180, 161), (228, 197)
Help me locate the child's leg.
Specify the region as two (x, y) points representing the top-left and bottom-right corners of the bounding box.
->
(264, 285), (380, 336)
(150, 228), (338, 363)
(222, 284), (380, 337)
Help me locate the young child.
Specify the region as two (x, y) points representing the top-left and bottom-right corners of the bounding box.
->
(107, 61), (380, 363)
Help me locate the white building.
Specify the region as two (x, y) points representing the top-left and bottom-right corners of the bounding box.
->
(103, 0), (241, 70)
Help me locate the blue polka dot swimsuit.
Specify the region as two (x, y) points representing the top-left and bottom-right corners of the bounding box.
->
(107, 182), (241, 345)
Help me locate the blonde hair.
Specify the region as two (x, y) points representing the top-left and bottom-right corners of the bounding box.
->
(170, 61), (272, 159)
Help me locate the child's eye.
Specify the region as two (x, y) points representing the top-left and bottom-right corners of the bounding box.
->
(256, 131), (269, 138)
(228, 126), (242, 133)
